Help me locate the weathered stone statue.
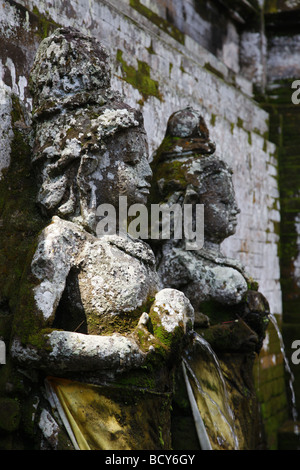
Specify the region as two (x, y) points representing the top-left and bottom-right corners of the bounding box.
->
(9, 28), (194, 450)
(150, 107), (270, 449)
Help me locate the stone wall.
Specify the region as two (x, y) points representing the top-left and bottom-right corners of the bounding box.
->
(0, 0), (295, 449)
(0, 0), (282, 315)
(260, 2), (300, 448)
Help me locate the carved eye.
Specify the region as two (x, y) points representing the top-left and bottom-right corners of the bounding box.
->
(124, 153), (140, 166)
(125, 159), (137, 167)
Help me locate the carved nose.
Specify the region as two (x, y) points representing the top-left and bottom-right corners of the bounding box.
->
(232, 205), (240, 215)
(144, 163), (153, 181)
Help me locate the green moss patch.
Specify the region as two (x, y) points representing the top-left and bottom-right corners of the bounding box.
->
(0, 95), (46, 347)
(116, 49), (163, 103)
(129, 0), (184, 45)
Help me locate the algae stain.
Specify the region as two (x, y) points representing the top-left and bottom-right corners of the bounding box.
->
(210, 114), (216, 127)
(146, 41), (156, 55)
(158, 425), (165, 447)
(116, 49), (163, 103)
(264, 0), (279, 14)
(0, 94), (46, 347)
(204, 62), (224, 80)
(31, 5), (60, 39)
(129, 0), (184, 45)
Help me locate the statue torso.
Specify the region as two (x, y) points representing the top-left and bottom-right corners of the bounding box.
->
(33, 217), (159, 335)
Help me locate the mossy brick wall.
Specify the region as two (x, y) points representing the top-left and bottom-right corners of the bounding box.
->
(255, 7), (300, 448)
(0, 0), (282, 314)
(268, 8), (300, 420)
(0, 0), (292, 449)
(263, 78), (300, 419)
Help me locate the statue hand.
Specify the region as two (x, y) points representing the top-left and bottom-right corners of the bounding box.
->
(149, 288), (194, 334)
(134, 289), (194, 356)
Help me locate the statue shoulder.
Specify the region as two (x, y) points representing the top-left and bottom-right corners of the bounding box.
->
(32, 217), (88, 273)
(100, 233), (156, 267)
(30, 217), (89, 321)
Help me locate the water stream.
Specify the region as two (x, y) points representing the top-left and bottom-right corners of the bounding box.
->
(193, 333), (234, 423)
(269, 313), (299, 434)
(183, 315), (299, 449)
(183, 332), (240, 450)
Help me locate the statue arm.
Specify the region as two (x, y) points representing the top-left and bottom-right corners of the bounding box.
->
(10, 330), (146, 373)
(10, 217), (88, 367)
(11, 218), (142, 372)
(11, 288), (193, 373)
(11, 217), (194, 372)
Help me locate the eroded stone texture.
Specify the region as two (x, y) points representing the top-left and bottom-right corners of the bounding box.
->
(151, 108), (269, 346)
(150, 107), (270, 449)
(0, 0), (282, 321)
(0, 0), (290, 450)
(0, 86), (13, 179)
(9, 28), (194, 450)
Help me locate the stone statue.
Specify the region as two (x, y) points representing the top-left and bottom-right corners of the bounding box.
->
(150, 107), (270, 449)
(150, 107), (269, 353)
(9, 28), (194, 450)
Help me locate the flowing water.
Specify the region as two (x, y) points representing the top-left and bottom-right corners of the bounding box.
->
(182, 360), (212, 450)
(269, 314), (299, 434)
(183, 332), (240, 450)
(184, 315), (300, 449)
(193, 333), (234, 420)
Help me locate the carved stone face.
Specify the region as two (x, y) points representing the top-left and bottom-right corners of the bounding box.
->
(82, 127), (152, 212)
(30, 27), (153, 231)
(198, 169), (240, 244)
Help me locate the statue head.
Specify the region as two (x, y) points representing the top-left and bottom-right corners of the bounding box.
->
(29, 27), (111, 116)
(30, 28), (152, 232)
(151, 107), (240, 245)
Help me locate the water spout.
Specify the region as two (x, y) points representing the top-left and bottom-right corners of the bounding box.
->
(193, 333), (236, 427)
(182, 360), (212, 450)
(182, 332), (240, 450)
(269, 314), (299, 434)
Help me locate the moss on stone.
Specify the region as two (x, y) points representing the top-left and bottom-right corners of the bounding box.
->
(146, 41), (156, 55)
(204, 62), (224, 80)
(248, 131), (252, 145)
(210, 113), (217, 126)
(0, 95), (46, 349)
(116, 49), (163, 103)
(31, 5), (61, 39)
(129, 0), (184, 45)
(148, 302), (184, 356)
(86, 295), (155, 337)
